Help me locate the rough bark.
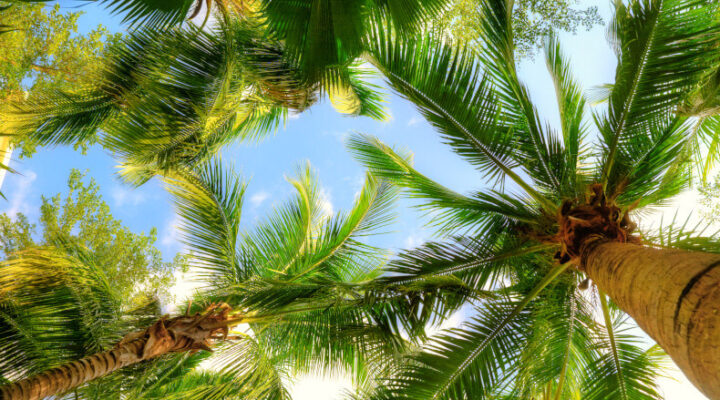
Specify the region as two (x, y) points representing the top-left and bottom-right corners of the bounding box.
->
(0, 304), (234, 400)
(582, 241), (720, 399)
(0, 338), (148, 400)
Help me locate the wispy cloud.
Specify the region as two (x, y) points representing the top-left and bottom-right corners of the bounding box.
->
(112, 185), (146, 207)
(319, 188), (334, 217)
(288, 374), (353, 400)
(407, 116), (422, 126)
(250, 191), (270, 208)
(404, 233), (425, 248)
(161, 213), (182, 248)
(4, 169), (37, 217)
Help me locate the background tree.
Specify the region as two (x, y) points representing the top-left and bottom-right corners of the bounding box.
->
(0, 2), (120, 156)
(435, 0), (602, 57)
(0, 169), (186, 303)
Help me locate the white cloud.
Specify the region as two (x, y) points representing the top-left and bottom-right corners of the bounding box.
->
(161, 214), (182, 247)
(288, 110), (302, 120)
(111, 185), (146, 207)
(250, 191), (270, 208)
(407, 116), (421, 126)
(404, 233), (425, 248)
(319, 188), (334, 217)
(426, 307), (466, 338)
(288, 374), (353, 400)
(4, 169), (37, 217)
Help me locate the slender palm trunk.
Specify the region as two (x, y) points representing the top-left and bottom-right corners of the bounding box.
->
(0, 304), (234, 400)
(582, 241), (720, 399)
(1, 338), (148, 400)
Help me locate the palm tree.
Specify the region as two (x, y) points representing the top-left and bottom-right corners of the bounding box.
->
(0, 236), (214, 399)
(344, 0), (720, 397)
(1, 159), (462, 399)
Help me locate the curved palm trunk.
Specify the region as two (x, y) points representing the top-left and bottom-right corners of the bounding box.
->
(1, 337), (149, 400)
(582, 242), (720, 399)
(0, 305), (234, 400)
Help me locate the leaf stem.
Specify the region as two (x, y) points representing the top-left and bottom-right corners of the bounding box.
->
(599, 290), (628, 400)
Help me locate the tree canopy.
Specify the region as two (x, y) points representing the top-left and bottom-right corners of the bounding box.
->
(0, 169), (186, 303)
(435, 0), (603, 57)
(0, 2), (120, 156)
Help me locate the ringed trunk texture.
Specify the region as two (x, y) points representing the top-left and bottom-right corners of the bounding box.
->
(0, 338), (148, 400)
(583, 242), (720, 399)
(0, 304), (233, 400)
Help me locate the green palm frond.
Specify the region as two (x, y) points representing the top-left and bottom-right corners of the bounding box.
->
(174, 338), (291, 400)
(383, 234), (551, 291)
(693, 115), (720, 182)
(5, 0), (196, 29)
(613, 117), (691, 207)
(162, 158), (246, 283)
(544, 33), (592, 198)
(583, 302), (668, 400)
(328, 63), (389, 120)
(6, 21), (319, 183)
(348, 134), (542, 232)
(508, 284), (596, 399)
(471, 0), (571, 197)
(598, 0), (720, 189)
(261, 0), (450, 85)
(370, 263), (569, 400)
(641, 211), (720, 253)
(364, 14), (553, 209)
(95, 0), (196, 28)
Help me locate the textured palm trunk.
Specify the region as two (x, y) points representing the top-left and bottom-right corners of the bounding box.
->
(582, 241), (720, 399)
(0, 304), (234, 400)
(1, 338), (149, 400)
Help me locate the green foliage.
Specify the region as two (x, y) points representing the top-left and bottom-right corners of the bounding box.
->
(435, 0), (602, 58)
(0, 169), (186, 302)
(153, 157), (481, 393)
(0, 2), (120, 156)
(6, 17), (388, 184)
(262, 0), (450, 84)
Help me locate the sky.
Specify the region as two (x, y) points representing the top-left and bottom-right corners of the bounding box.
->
(0, 0), (711, 398)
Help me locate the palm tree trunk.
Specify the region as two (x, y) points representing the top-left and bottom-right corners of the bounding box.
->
(1, 337), (148, 400)
(0, 304), (234, 400)
(582, 241), (720, 399)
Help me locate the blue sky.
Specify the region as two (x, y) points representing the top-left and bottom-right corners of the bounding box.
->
(0, 1), (708, 398)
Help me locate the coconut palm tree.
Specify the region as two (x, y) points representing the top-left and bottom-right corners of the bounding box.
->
(0, 159), (465, 399)
(343, 0), (720, 397)
(0, 235), (215, 399)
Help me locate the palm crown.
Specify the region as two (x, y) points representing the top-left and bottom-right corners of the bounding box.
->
(343, 0), (720, 398)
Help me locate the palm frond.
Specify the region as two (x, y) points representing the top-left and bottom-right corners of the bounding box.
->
(582, 300), (668, 400)
(373, 263), (570, 400)
(598, 0), (720, 188)
(363, 19), (551, 208)
(4, 0), (196, 29)
(0, 240), (158, 380)
(544, 33), (592, 198)
(472, 0), (570, 196)
(641, 211), (720, 253)
(348, 134), (541, 232)
(162, 158), (246, 283)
